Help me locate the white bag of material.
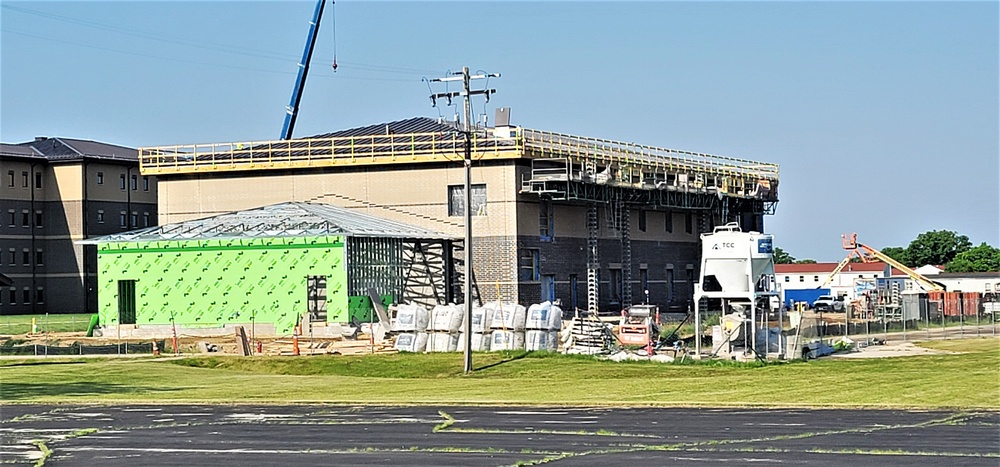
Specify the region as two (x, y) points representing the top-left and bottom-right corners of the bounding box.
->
(457, 332), (491, 352)
(392, 304), (430, 332)
(395, 332), (428, 352)
(470, 305), (495, 334)
(489, 303), (526, 331)
(429, 304), (464, 332)
(427, 331), (459, 352)
(491, 330), (525, 351)
(525, 329), (558, 351)
(525, 302), (564, 331)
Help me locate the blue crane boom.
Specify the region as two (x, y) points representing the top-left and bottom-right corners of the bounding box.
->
(281, 0), (327, 140)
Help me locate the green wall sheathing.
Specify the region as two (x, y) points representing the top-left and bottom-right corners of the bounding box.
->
(347, 295), (393, 324)
(97, 236), (347, 335)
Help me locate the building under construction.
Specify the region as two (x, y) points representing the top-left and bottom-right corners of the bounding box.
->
(140, 114), (779, 314)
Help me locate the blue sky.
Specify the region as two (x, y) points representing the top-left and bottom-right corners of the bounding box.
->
(2, 1), (997, 262)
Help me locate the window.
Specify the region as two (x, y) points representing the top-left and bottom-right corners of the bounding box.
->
(638, 210), (646, 232)
(142, 176), (149, 191)
(143, 212), (150, 227)
(21, 171), (28, 187)
(130, 174), (138, 191)
(22, 248), (29, 266)
(34, 172), (42, 189)
(609, 268), (623, 304)
(447, 184), (486, 217)
(119, 174), (126, 190)
(7, 248), (14, 265)
(799, 276), (805, 282)
(35, 287), (44, 304)
(6, 170), (13, 187)
(34, 210), (42, 228)
(97, 172), (104, 184)
(130, 212), (138, 228)
(35, 249), (43, 266)
(539, 199), (553, 241)
(7, 288), (14, 305)
(21, 210), (28, 227)
(686, 268), (695, 295)
(119, 211), (126, 228)
(640, 268), (648, 301)
(813, 275), (819, 282)
(665, 210), (673, 233)
(519, 248), (540, 281)
(685, 213), (693, 234)
(570, 274), (579, 310)
(22, 287), (30, 304)
(784, 276), (790, 282)
(97, 210), (105, 223)
(7, 209), (13, 226)
(666, 267), (674, 302)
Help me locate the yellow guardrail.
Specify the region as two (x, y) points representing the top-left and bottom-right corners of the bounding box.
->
(139, 126), (778, 183)
(139, 131), (523, 175)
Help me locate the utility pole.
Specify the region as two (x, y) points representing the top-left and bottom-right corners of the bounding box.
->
(428, 67), (499, 374)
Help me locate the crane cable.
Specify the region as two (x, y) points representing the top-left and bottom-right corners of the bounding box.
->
(330, 0), (338, 71)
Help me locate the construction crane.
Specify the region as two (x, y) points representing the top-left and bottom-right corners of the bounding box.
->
(819, 233), (945, 292)
(280, 0), (333, 140)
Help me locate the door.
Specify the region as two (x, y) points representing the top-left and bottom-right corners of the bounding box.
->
(541, 275), (555, 303)
(307, 276), (328, 321)
(117, 280), (136, 325)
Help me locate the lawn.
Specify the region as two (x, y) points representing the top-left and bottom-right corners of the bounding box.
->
(0, 313), (94, 335)
(1, 338), (997, 408)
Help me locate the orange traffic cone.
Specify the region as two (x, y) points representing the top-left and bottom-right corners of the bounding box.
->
(152, 340), (160, 356)
(292, 333), (300, 356)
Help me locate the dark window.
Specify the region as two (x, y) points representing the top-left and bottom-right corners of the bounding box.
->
(34, 172), (42, 189)
(570, 274), (579, 311)
(21, 211), (28, 227)
(686, 268), (695, 298)
(6, 170), (13, 187)
(34, 211), (42, 228)
(685, 213), (693, 234)
(119, 174), (126, 190)
(35, 250), (43, 266)
(118, 280), (137, 325)
(519, 248), (540, 281)
(97, 210), (105, 223)
(143, 176), (149, 191)
(8, 288), (14, 305)
(22, 288), (29, 304)
(97, 172), (104, 184)
(447, 184), (487, 217)
(22, 249), (29, 266)
(130, 174), (138, 191)
(539, 199), (553, 241)
(119, 212), (126, 228)
(143, 212), (150, 227)
(130, 212), (138, 228)
(7, 249), (14, 265)
(665, 210), (673, 233)
(609, 268), (623, 304)
(638, 210), (646, 232)
(640, 269), (648, 301)
(7, 210), (13, 226)
(35, 287), (44, 304)
(21, 171), (28, 187)
(666, 268), (674, 302)
(784, 276), (790, 283)
(799, 276), (804, 282)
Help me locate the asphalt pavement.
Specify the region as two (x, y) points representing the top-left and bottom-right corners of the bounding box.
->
(1, 405), (997, 466)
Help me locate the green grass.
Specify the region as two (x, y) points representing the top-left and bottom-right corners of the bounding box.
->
(1, 338), (997, 408)
(0, 313), (94, 335)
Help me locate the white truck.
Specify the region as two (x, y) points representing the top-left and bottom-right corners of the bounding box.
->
(812, 295), (845, 312)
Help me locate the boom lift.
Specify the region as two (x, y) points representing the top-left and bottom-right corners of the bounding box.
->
(820, 233), (945, 292)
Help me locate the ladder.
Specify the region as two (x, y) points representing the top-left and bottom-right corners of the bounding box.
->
(587, 203), (599, 314)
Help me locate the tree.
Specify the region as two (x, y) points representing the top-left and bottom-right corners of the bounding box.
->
(945, 243), (1000, 273)
(880, 246), (910, 266)
(794, 259), (817, 264)
(773, 247), (795, 264)
(904, 230), (972, 267)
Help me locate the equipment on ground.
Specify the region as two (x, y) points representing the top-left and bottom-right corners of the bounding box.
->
(616, 304), (660, 347)
(824, 233), (945, 292)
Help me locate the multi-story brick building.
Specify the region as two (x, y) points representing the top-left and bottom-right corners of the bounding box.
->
(0, 137), (157, 314)
(141, 115), (778, 314)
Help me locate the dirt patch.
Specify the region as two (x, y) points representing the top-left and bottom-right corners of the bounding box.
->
(827, 341), (958, 359)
